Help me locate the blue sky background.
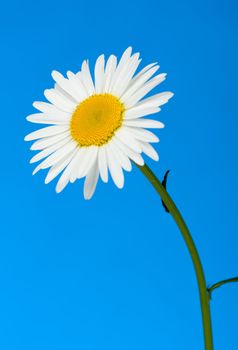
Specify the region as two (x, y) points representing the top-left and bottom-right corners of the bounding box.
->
(0, 0), (237, 349)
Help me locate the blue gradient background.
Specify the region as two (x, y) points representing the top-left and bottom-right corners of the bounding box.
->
(0, 0), (237, 349)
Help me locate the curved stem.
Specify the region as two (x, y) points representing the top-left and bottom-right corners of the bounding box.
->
(138, 164), (213, 350)
(208, 277), (238, 296)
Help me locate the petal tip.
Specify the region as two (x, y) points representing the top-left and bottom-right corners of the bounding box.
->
(51, 70), (62, 81)
(44, 89), (49, 96)
(32, 169), (38, 176)
(55, 186), (62, 194)
(44, 179), (49, 185)
(84, 193), (93, 200)
(56, 180), (67, 194)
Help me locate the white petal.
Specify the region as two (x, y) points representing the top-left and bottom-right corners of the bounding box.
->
(69, 147), (89, 183)
(140, 141), (159, 161)
(113, 137), (144, 166)
(131, 62), (158, 82)
(55, 149), (81, 193)
(130, 91), (174, 110)
(30, 137), (71, 164)
(124, 107), (161, 120)
(52, 71), (80, 103)
(64, 147), (87, 184)
(32, 141), (77, 175)
(54, 83), (77, 104)
(33, 102), (71, 119)
(106, 146), (124, 189)
(111, 53), (141, 97)
(115, 47), (133, 75)
(41, 141), (77, 169)
(79, 60), (95, 95)
(25, 125), (69, 141)
(66, 71), (88, 101)
(69, 147), (99, 183)
(124, 73), (167, 108)
(124, 118), (164, 129)
(76, 146), (98, 179)
(117, 56), (142, 97)
(115, 128), (142, 152)
(26, 113), (70, 125)
(103, 55), (117, 93)
(30, 132), (69, 151)
(83, 160), (99, 200)
(98, 146), (108, 183)
(109, 139), (132, 172)
(109, 47), (133, 93)
(94, 54), (105, 94)
(45, 149), (78, 184)
(44, 88), (76, 113)
(121, 65), (160, 102)
(119, 47), (133, 65)
(125, 126), (159, 143)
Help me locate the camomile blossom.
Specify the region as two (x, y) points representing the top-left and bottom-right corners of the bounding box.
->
(25, 47), (173, 199)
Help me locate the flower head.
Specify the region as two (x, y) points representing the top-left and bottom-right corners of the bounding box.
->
(25, 47), (173, 199)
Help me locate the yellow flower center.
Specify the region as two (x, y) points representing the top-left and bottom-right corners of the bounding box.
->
(70, 93), (124, 146)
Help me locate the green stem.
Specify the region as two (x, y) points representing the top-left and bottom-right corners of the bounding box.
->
(138, 164), (213, 350)
(208, 277), (238, 297)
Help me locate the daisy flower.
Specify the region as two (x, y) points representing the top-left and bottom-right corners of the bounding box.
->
(25, 47), (173, 199)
